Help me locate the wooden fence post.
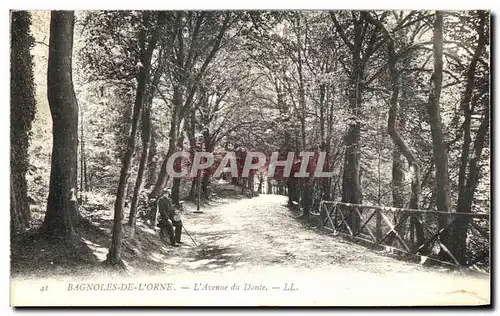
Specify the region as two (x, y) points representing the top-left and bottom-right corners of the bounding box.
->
(376, 209), (382, 243)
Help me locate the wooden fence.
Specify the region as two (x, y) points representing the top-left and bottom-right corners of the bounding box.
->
(319, 201), (490, 269)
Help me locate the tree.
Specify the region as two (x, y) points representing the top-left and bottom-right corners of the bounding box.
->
(453, 10), (488, 264)
(10, 11), (36, 234)
(149, 12), (233, 204)
(427, 11), (453, 259)
(39, 11), (79, 239)
(106, 12), (165, 267)
(127, 53), (165, 235)
(363, 11), (425, 247)
(330, 11), (383, 230)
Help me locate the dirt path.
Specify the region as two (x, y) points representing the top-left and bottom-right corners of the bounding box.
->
(11, 192), (490, 306)
(157, 194), (490, 305)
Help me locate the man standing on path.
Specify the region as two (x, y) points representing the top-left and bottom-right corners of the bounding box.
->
(157, 188), (183, 247)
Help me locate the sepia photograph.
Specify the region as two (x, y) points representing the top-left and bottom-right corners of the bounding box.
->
(9, 8), (491, 307)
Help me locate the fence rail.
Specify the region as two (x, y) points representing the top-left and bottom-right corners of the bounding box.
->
(319, 201), (490, 269)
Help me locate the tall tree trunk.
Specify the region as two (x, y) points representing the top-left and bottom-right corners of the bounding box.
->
(427, 11), (453, 260)
(169, 91), (185, 206)
(187, 111), (197, 199)
(107, 13), (163, 266)
(10, 10), (36, 233)
(339, 17), (364, 232)
(40, 11), (78, 239)
(79, 104), (84, 204)
(454, 10), (487, 265)
(319, 84), (332, 202)
(201, 129), (214, 198)
(145, 127), (158, 188)
(171, 177), (182, 205)
(342, 123), (362, 229)
(127, 102), (152, 235)
(128, 57), (164, 235)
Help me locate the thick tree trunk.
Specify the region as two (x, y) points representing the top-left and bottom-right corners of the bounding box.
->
(339, 17), (364, 232)
(170, 117), (185, 206)
(170, 129), (184, 206)
(79, 107), (85, 204)
(40, 11), (79, 239)
(171, 178), (182, 205)
(107, 14), (162, 266)
(342, 123), (362, 229)
(10, 11), (35, 233)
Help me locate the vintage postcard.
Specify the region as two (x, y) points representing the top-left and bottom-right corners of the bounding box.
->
(10, 9), (490, 306)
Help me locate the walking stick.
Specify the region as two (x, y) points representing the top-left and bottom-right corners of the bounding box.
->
(181, 224), (198, 247)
